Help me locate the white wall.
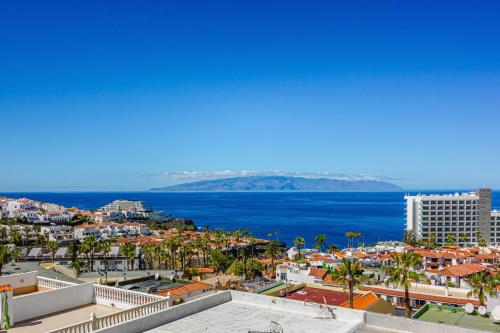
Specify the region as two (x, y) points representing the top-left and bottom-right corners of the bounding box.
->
(94, 291), (232, 333)
(12, 283), (94, 323)
(230, 290), (365, 324)
(0, 271), (37, 290)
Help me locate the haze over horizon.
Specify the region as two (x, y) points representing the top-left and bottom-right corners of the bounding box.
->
(1, 1), (500, 191)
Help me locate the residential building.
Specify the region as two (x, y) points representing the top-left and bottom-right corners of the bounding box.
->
(405, 188), (497, 245)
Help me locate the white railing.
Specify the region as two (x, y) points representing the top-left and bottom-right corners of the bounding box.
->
(93, 284), (164, 308)
(48, 298), (171, 333)
(37, 276), (78, 290)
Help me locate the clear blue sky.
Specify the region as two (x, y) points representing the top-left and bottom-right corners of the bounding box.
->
(1, 1), (499, 191)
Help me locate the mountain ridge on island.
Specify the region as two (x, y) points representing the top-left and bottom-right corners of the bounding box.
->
(150, 176), (403, 192)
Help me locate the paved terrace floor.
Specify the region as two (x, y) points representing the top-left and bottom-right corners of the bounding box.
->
(146, 301), (406, 333)
(8, 304), (122, 333)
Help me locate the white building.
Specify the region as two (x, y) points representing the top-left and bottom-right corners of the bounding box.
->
(74, 222), (147, 240)
(405, 188), (497, 245)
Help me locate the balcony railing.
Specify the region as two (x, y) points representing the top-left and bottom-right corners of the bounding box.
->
(48, 297), (171, 333)
(37, 276), (78, 289)
(94, 284), (164, 308)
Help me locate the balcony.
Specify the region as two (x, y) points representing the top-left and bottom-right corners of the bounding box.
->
(1, 273), (171, 333)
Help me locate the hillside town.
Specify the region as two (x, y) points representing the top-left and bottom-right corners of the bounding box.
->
(0, 193), (498, 333)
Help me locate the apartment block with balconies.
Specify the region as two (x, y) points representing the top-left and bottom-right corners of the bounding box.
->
(405, 188), (493, 246)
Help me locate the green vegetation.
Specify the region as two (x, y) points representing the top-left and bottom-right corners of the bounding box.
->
(331, 258), (365, 308)
(466, 271), (498, 306)
(382, 252), (424, 317)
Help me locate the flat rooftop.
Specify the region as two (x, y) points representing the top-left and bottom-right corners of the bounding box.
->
(414, 304), (500, 332)
(146, 292), (405, 333)
(9, 304), (122, 333)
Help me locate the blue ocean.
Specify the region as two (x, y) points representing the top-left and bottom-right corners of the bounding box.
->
(3, 191), (499, 248)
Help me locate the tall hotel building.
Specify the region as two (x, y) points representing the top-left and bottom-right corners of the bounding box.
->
(405, 188), (500, 246)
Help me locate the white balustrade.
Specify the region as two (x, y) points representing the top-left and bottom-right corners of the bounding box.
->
(93, 284), (164, 308)
(47, 298), (171, 333)
(37, 276), (78, 290)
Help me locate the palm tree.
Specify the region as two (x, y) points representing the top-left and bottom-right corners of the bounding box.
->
(69, 258), (86, 278)
(445, 233), (456, 246)
(314, 234), (327, 252)
(476, 231), (487, 247)
(466, 271), (497, 306)
(327, 244), (339, 254)
(0, 245), (10, 275)
(100, 240), (111, 276)
(233, 229), (242, 259)
(264, 240), (283, 277)
(382, 252), (423, 317)
(82, 236), (98, 271)
(47, 240), (58, 263)
(331, 258), (365, 308)
(10, 228), (22, 245)
(459, 233), (470, 245)
(0, 228), (7, 243)
(209, 249), (231, 274)
(293, 237), (305, 260)
(345, 231), (354, 248)
(120, 242), (136, 271)
(10, 248), (21, 263)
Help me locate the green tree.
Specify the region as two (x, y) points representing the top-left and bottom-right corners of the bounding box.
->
(382, 252), (424, 317)
(100, 240), (111, 277)
(327, 244), (339, 254)
(314, 234), (327, 252)
(293, 237), (305, 260)
(264, 240), (283, 277)
(466, 271), (497, 306)
(0, 245), (10, 275)
(209, 249), (232, 274)
(119, 242), (136, 271)
(69, 258), (87, 278)
(445, 233), (457, 246)
(331, 258), (365, 309)
(82, 236), (98, 271)
(459, 233), (470, 245)
(47, 240), (58, 263)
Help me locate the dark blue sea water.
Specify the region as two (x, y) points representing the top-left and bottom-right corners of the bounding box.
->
(3, 191), (499, 248)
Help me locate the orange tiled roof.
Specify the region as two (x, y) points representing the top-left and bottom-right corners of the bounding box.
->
(439, 263), (488, 277)
(155, 281), (211, 299)
(362, 285), (480, 306)
(0, 284), (12, 292)
(353, 252), (371, 259)
(322, 274), (340, 285)
(308, 267), (328, 279)
(474, 253), (499, 260)
(340, 292), (379, 310)
(333, 252), (345, 259)
(194, 267), (214, 274)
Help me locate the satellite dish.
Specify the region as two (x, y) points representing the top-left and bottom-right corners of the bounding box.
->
(478, 306), (487, 316)
(465, 303), (475, 314)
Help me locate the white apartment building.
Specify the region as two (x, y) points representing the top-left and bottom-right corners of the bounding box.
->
(101, 200), (146, 213)
(491, 210), (500, 246)
(405, 188), (497, 245)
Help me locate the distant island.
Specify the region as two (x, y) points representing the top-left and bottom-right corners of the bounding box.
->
(150, 176), (403, 192)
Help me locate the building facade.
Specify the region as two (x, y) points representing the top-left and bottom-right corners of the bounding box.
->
(405, 188), (497, 246)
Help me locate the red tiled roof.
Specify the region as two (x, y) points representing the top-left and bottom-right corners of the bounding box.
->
(285, 287), (349, 306)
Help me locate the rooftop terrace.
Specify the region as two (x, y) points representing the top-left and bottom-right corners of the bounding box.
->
(413, 304), (500, 332)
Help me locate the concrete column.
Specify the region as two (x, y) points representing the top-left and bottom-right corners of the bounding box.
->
(478, 188), (492, 243)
